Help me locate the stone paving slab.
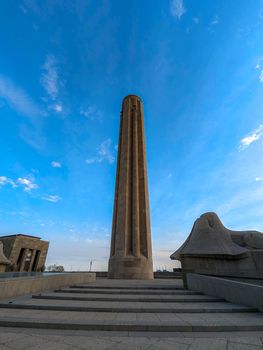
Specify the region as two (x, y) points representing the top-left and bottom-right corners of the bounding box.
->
(2, 327), (263, 338)
(0, 328), (263, 349)
(0, 309), (263, 332)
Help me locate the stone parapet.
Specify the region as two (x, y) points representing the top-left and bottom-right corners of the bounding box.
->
(187, 273), (263, 312)
(0, 272), (96, 299)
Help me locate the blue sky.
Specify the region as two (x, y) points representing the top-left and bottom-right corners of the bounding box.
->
(0, 0), (263, 271)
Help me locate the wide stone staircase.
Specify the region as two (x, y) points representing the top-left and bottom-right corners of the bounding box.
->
(0, 278), (263, 332)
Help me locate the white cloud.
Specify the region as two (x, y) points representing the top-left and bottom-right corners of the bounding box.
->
(0, 176), (17, 188)
(208, 15), (219, 32)
(41, 54), (59, 100)
(0, 75), (42, 117)
(51, 161), (62, 168)
(80, 106), (102, 121)
(260, 0), (263, 19)
(17, 177), (38, 191)
(86, 138), (115, 165)
(42, 195), (61, 203)
(20, 5), (28, 14)
(239, 124), (263, 150)
(210, 15), (219, 26)
(98, 139), (115, 164)
(254, 58), (263, 83)
(54, 104), (63, 113)
(85, 158), (97, 165)
(256, 177), (263, 182)
(41, 54), (63, 113)
(170, 0), (186, 20)
(0, 176), (38, 192)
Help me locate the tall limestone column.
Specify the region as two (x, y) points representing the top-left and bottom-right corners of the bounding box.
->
(108, 95), (153, 279)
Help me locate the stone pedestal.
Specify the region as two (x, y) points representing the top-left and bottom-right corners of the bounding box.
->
(170, 212), (263, 284)
(108, 95), (153, 279)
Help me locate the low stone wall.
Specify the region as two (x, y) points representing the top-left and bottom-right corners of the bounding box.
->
(0, 272), (96, 299)
(187, 273), (263, 312)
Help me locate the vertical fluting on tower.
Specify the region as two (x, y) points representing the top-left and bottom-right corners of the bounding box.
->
(108, 95), (153, 279)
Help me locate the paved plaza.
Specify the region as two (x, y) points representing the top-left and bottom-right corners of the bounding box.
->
(1, 328), (263, 350)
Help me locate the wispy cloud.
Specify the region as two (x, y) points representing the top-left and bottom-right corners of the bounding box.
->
(17, 177), (38, 191)
(51, 161), (62, 168)
(0, 75), (46, 150)
(0, 75), (42, 117)
(54, 104), (63, 112)
(0, 176), (38, 192)
(19, 123), (46, 151)
(170, 0), (186, 20)
(260, 0), (263, 19)
(210, 15), (219, 26)
(41, 54), (58, 100)
(217, 185), (263, 217)
(20, 5), (28, 14)
(255, 58), (263, 83)
(239, 124), (263, 150)
(208, 15), (219, 32)
(41, 54), (63, 113)
(256, 177), (263, 182)
(86, 138), (115, 165)
(42, 195), (61, 203)
(85, 159), (97, 165)
(0, 176), (17, 188)
(80, 106), (102, 121)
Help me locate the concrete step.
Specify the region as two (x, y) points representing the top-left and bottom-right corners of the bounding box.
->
(93, 272), (183, 279)
(0, 309), (262, 332)
(70, 285), (184, 290)
(55, 288), (201, 295)
(1, 279), (262, 335)
(0, 300), (257, 313)
(154, 276), (182, 279)
(32, 293), (225, 303)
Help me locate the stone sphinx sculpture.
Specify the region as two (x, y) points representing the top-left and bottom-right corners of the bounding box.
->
(170, 212), (263, 280)
(0, 241), (11, 272)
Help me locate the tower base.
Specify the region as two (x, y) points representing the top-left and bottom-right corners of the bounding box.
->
(108, 255), (153, 279)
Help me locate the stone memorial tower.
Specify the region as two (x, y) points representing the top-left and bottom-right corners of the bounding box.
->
(108, 95), (153, 279)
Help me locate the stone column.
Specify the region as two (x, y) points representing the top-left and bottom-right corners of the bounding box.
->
(28, 250), (37, 272)
(108, 95), (153, 279)
(19, 248), (29, 272)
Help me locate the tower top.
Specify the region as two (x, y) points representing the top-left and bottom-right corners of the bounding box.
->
(123, 94), (142, 102)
